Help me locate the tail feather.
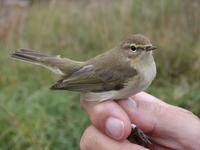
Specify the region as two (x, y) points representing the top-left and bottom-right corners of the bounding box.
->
(11, 49), (83, 75)
(11, 49), (65, 74)
(11, 49), (52, 64)
(11, 53), (40, 64)
(17, 49), (51, 57)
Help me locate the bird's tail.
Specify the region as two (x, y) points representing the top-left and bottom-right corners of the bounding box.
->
(11, 49), (53, 64)
(11, 49), (82, 75)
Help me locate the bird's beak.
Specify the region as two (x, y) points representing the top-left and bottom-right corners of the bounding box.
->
(146, 45), (157, 51)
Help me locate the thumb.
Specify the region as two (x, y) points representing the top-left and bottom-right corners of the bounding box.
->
(118, 92), (200, 149)
(118, 92), (168, 133)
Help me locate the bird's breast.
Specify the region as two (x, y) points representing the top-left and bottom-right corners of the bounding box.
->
(137, 60), (156, 90)
(116, 56), (156, 99)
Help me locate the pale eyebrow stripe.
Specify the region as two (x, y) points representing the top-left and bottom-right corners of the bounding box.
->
(136, 44), (152, 47)
(124, 44), (152, 49)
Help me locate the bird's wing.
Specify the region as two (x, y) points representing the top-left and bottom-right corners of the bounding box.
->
(50, 64), (137, 92)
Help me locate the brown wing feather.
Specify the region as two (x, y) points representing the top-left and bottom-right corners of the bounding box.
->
(50, 64), (137, 92)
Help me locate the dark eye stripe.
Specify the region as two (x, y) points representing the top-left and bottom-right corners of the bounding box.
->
(137, 46), (145, 50)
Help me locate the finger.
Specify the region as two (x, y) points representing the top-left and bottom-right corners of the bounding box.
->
(118, 92), (200, 149)
(149, 143), (171, 150)
(133, 92), (191, 113)
(80, 125), (149, 150)
(80, 98), (132, 140)
(118, 92), (172, 133)
(132, 92), (166, 105)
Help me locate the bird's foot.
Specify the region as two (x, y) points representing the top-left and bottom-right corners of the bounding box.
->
(127, 124), (152, 148)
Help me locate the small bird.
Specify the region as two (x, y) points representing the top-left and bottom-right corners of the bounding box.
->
(11, 34), (157, 147)
(11, 34), (157, 101)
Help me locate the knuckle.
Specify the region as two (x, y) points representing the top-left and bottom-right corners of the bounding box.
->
(94, 102), (113, 115)
(91, 102), (112, 123)
(80, 126), (94, 150)
(93, 102), (107, 115)
(149, 102), (163, 115)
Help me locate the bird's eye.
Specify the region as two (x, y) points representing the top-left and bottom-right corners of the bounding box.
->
(130, 44), (137, 52)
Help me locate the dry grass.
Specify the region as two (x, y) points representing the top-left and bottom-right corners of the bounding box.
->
(0, 0), (199, 149)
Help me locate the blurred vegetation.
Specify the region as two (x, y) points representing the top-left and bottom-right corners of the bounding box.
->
(0, 0), (200, 149)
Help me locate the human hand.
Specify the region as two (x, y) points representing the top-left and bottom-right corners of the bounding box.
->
(80, 92), (200, 150)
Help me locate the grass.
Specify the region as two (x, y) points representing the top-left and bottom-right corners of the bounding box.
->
(0, 0), (200, 149)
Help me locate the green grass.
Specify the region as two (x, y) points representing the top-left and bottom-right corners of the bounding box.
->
(0, 0), (200, 149)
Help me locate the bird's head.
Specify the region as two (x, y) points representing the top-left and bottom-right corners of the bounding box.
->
(119, 34), (157, 59)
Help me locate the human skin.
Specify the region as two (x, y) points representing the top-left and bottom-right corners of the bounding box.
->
(80, 92), (200, 150)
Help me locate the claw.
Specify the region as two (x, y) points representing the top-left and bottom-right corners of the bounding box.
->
(127, 125), (152, 148)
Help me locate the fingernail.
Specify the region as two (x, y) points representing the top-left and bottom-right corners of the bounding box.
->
(121, 97), (137, 109)
(105, 117), (125, 140)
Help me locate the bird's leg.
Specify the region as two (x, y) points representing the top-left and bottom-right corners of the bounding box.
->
(127, 124), (152, 148)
